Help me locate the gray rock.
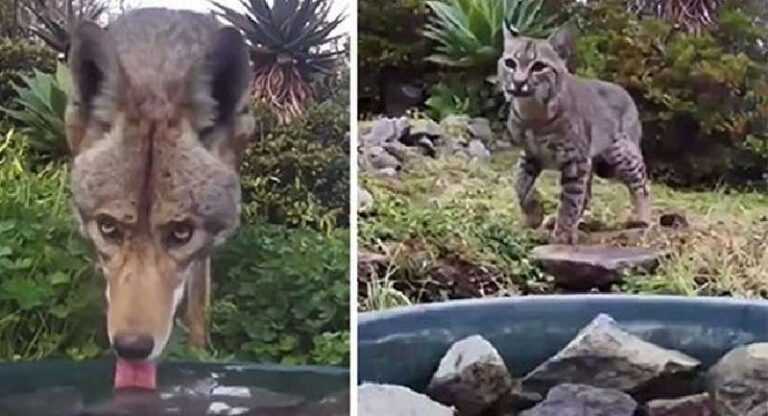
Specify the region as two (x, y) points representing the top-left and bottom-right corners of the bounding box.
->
(427, 335), (513, 416)
(416, 137), (437, 157)
(376, 167), (399, 178)
(747, 402), (768, 416)
(358, 384), (454, 416)
(410, 118), (442, 138)
(467, 140), (491, 161)
(519, 384), (637, 416)
(440, 115), (472, 142)
(468, 118), (494, 142)
(523, 314), (700, 400)
(708, 343), (768, 416)
(495, 140), (514, 151)
(531, 244), (660, 289)
(384, 142), (421, 163)
(647, 393), (714, 416)
(362, 118), (409, 146)
(359, 188), (373, 214)
(366, 146), (401, 171)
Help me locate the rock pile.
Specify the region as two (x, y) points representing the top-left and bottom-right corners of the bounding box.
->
(359, 313), (768, 415)
(358, 116), (494, 178)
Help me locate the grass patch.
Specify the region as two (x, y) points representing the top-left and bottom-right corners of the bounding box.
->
(359, 150), (768, 311)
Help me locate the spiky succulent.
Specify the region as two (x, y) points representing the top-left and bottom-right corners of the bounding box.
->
(22, 0), (107, 55)
(424, 0), (558, 70)
(212, 0), (346, 124)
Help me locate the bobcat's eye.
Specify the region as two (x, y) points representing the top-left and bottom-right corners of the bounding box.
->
(167, 221), (195, 247)
(531, 62), (548, 73)
(504, 58), (517, 70)
(97, 215), (123, 243)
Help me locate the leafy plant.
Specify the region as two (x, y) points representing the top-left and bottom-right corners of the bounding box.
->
(1, 62), (72, 158)
(0, 130), (104, 361)
(212, 0), (346, 124)
(575, 0), (768, 185)
(210, 224), (350, 365)
(241, 95), (350, 231)
(425, 79), (494, 120)
(0, 39), (56, 108)
(22, 0), (108, 54)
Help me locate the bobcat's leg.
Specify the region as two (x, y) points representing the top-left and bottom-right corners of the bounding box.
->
(553, 158), (591, 244)
(185, 257), (211, 349)
(603, 138), (651, 226)
(515, 153), (544, 228)
(581, 167), (593, 217)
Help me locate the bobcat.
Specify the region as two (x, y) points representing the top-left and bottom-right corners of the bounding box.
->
(498, 25), (651, 244)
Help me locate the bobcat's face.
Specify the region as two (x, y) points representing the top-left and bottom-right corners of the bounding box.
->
(498, 26), (571, 104)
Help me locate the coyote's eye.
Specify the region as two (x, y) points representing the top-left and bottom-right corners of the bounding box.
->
(97, 216), (122, 242)
(504, 58), (517, 70)
(531, 61), (548, 73)
(167, 222), (194, 246)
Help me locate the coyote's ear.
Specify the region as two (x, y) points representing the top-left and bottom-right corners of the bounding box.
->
(205, 27), (251, 126)
(67, 21), (125, 154)
(196, 27), (253, 170)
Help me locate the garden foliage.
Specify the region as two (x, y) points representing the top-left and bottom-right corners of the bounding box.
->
(574, 0), (768, 185)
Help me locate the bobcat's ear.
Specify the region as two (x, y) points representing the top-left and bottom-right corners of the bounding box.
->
(548, 24), (576, 62)
(503, 21), (520, 43)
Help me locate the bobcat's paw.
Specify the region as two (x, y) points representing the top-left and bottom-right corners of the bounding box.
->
(543, 214), (557, 230)
(624, 217), (652, 230)
(550, 226), (578, 245)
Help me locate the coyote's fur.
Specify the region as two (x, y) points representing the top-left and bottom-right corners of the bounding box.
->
(66, 8), (254, 362)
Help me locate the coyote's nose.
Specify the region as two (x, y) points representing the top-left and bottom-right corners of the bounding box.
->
(113, 333), (154, 360)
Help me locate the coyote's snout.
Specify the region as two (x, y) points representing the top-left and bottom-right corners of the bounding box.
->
(65, 8), (254, 386)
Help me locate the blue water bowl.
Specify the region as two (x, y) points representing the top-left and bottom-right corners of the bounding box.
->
(358, 295), (768, 391)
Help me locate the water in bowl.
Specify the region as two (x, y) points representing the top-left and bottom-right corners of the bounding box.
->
(0, 360), (349, 416)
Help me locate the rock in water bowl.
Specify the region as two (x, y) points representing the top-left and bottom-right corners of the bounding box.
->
(358, 295), (768, 393)
(0, 360), (348, 416)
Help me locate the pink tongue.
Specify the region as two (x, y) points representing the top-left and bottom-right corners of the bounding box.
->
(114, 358), (157, 390)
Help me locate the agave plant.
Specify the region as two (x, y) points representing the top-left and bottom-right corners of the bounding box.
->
(628, 0), (725, 33)
(22, 0), (108, 55)
(1, 62), (73, 157)
(424, 0), (558, 70)
(212, 0), (346, 124)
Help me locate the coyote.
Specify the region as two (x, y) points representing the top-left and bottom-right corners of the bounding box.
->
(66, 8), (253, 388)
(498, 25), (651, 244)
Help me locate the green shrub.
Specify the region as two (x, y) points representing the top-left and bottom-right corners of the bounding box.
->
(0, 129), (104, 361)
(2, 63), (72, 159)
(210, 224), (350, 366)
(0, 39), (56, 108)
(358, 0), (431, 111)
(241, 98), (350, 231)
(574, 0), (768, 186)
